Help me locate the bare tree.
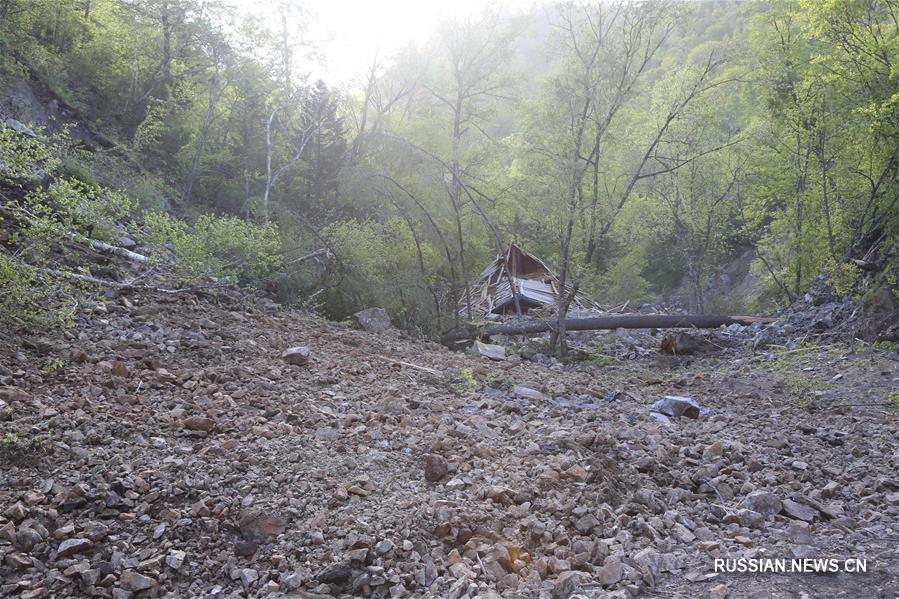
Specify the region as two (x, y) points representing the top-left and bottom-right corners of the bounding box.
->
(540, 1), (729, 354)
(423, 8), (523, 319)
(183, 34), (233, 204)
(262, 93), (318, 222)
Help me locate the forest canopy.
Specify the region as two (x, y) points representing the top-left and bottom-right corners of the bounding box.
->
(0, 0), (896, 340)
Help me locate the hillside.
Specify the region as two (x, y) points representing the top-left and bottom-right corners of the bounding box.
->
(1, 285), (898, 598)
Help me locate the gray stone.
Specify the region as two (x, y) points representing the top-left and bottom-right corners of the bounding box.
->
(182, 415), (215, 432)
(317, 563), (352, 584)
(3, 502), (26, 522)
(553, 570), (586, 598)
(165, 549), (185, 570)
(424, 453), (449, 482)
(5, 552), (33, 569)
(574, 514), (598, 534)
(282, 572), (304, 590)
(56, 538), (92, 558)
(649, 412), (673, 426)
(782, 499), (817, 522)
(741, 491), (782, 517)
(239, 510), (287, 541)
(374, 539), (394, 555)
(597, 561), (623, 586)
(475, 340), (506, 361)
(737, 509), (765, 529)
(16, 527), (42, 552)
(650, 396), (700, 419)
(5, 118), (36, 138)
(282, 346), (311, 366)
(353, 308), (393, 332)
(120, 570), (157, 592)
(512, 385), (550, 402)
(633, 547), (661, 578)
(239, 568), (259, 588)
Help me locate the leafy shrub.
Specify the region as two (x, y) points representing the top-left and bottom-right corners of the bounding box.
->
(0, 254), (75, 328)
(56, 157), (98, 188)
(141, 211), (283, 283)
(828, 260), (863, 298)
(321, 217), (441, 329)
(590, 247), (651, 304)
(0, 128), (55, 183)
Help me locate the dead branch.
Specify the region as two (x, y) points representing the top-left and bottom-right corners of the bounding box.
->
(38, 268), (218, 295)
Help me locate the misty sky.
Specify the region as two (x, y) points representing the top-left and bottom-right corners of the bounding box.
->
(307, 0), (538, 84)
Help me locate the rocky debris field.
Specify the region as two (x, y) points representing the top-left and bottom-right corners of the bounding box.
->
(1, 289), (898, 598)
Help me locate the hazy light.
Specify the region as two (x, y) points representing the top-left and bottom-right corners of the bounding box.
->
(245, 0), (537, 87)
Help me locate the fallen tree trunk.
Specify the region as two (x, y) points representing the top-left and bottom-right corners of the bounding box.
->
(442, 314), (774, 343)
(70, 233), (149, 263)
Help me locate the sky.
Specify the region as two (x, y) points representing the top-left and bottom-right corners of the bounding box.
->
(304, 0), (538, 86)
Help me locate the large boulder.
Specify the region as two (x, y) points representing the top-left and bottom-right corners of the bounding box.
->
(353, 308), (393, 333)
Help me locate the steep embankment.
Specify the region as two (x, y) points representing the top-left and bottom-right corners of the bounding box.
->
(1, 287), (897, 598)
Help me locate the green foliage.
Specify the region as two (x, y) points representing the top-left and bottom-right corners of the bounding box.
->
(0, 253), (75, 328)
(56, 157), (98, 188)
(1, 0), (896, 336)
(451, 367), (479, 395)
(1, 125), (284, 327)
(828, 261), (863, 298)
(590, 247), (651, 305)
(742, 0), (899, 304)
(0, 128), (55, 182)
(141, 211), (283, 283)
(42, 357), (64, 372)
(583, 353), (617, 368)
(887, 394), (899, 411)
(321, 217), (441, 329)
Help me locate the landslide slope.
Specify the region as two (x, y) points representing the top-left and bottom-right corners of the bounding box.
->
(1, 289), (897, 598)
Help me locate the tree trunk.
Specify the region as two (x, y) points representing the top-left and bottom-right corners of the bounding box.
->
(184, 71), (224, 204)
(450, 90), (472, 322)
(443, 313), (773, 343)
(160, 1), (172, 100)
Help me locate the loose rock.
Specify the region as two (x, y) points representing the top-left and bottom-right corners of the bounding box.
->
(282, 346), (311, 366)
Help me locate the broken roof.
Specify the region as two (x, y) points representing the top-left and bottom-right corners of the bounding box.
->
(458, 243), (601, 319)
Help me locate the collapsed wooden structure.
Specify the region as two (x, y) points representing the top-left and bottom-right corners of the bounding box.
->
(458, 243), (600, 319)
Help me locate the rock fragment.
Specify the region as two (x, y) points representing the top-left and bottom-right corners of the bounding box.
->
(423, 453), (449, 482)
(475, 340), (506, 361)
(120, 570), (157, 592)
(782, 499), (817, 522)
(741, 491), (782, 517)
(182, 415), (215, 432)
(56, 538), (92, 558)
(650, 396), (700, 418)
(282, 346), (311, 366)
(353, 308), (393, 332)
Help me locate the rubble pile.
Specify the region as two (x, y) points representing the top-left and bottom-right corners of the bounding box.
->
(1, 289), (897, 598)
